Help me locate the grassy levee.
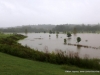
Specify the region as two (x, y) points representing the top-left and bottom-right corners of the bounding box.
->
(1, 52), (100, 75)
(0, 33), (100, 71)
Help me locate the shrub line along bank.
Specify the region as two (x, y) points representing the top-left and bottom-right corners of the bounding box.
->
(0, 34), (100, 70)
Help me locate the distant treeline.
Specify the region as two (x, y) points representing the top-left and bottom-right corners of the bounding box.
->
(0, 24), (100, 33)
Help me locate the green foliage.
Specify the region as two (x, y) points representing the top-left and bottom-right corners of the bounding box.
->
(67, 32), (72, 38)
(77, 37), (81, 43)
(49, 30), (52, 34)
(64, 39), (66, 44)
(0, 34), (11, 39)
(1, 24), (100, 33)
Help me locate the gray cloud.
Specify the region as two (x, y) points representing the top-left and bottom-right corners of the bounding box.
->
(0, 0), (100, 27)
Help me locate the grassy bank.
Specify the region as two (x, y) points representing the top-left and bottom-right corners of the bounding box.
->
(0, 52), (100, 75)
(0, 33), (11, 39)
(0, 33), (100, 70)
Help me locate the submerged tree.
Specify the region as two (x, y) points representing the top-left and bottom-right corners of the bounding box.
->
(56, 31), (59, 38)
(77, 37), (81, 43)
(64, 39), (67, 44)
(49, 30), (52, 34)
(49, 35), (51, 37)
(44, 31), (46, 33)
(56, 31), (59, 34)
(56, 34), (58, 38)
(67, 32), (72, 38)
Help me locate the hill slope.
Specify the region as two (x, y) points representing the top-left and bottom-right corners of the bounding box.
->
(0, 52), (99, 75)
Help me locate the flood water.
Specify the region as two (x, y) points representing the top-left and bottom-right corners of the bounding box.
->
(18, 33), (100, 59)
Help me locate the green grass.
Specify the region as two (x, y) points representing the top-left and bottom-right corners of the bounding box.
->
(0, 33), (11, 39)
(0, 52), (100, 75)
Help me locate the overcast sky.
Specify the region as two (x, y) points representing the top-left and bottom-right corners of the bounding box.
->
(0, 0), (100, 27)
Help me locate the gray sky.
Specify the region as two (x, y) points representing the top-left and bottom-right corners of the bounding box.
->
(0, 0), (100, 27)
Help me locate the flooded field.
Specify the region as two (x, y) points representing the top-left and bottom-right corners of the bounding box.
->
(18, 33), (100, 59)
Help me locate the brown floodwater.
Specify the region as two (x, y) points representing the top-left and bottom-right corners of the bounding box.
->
(18, 33), (100, 59)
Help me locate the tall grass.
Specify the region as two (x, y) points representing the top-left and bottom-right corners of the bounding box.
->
(0, 34), (100, 70)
